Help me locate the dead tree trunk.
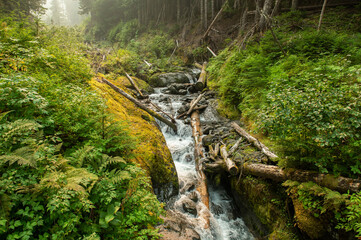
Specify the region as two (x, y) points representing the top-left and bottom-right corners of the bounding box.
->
(291, 0), (299, 10)
(202, 4), (225, 39)
(102, 78), (177, 132)
(191, 111), (210, 228)
(259, 0), (273, 31)
(194, 63), (207, 91)
(271, 0), (282, 17)
(220, 145), (239, 175)
(317, 0), (328, 32)
(125, 72), (144, 98)
(187, 93), (205, 115)
(231, 122), (278, 160)
(243, 163), (361, 193)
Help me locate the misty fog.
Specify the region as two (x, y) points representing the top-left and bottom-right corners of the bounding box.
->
(42, 0), (85, 26)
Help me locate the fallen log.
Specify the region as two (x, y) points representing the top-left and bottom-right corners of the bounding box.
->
(194, 62), (203, 69)
(102, 78), (177, 133)
(190, 111), (210, 229)
(194, 62), (207, 91)
(125, 72), (145, 98)
(243, 163), (361, 193)
(229, 137), (243, 155)
(220, 145), (238, 176)
(231, 122), (278, 160)
(143, 60), (152, 67)
(187, 93), (205, 115)
(148, 102), (176, 124)
(176, 105), (207, 120)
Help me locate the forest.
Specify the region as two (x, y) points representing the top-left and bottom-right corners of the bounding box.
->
(0, 0), (361, 239)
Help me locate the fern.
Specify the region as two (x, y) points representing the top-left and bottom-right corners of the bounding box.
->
(0, 146), (37, 167)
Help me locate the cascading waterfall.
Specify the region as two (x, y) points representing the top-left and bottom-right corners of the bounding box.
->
(150, 78), (254, 240)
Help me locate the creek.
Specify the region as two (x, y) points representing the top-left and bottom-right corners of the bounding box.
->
(149, 73), (254, 240)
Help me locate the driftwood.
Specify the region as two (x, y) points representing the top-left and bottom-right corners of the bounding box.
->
(220, 145), (238, 175)
(194, 63), (207, 91)
(243, 163), (361, 193)
(231, 122), (278, 160)
(229, 137), (243, 155)
(102, 78), (177, 133)
(190, 111), (210, 228)
(187, 93), (205, 115)
(176, 105), (207, 120)
(125, 72), (144, 98)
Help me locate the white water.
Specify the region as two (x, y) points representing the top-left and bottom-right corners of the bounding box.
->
(150, 83), (254, 240)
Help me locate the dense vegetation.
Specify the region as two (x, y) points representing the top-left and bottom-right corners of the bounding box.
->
(0, 17), (164, 239)
(208, 8), (361, 236)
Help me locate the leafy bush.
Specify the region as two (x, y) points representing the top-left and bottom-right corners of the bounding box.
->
(208, 16), (361, 177)
(0, 16), (164, 240)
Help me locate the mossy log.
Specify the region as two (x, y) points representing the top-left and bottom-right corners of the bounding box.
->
(194, 63), (207, 91)
(220, 145), (238, 175)
(243, 163), (361, 193)
(231, 122), (278, 160)
(102, 78), (177, 133)
(190, 110), (210, 229)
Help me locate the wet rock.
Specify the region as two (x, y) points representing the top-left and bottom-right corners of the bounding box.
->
(211, 203), (224, 216)
(182, 198), (197, 216)
(179, 89), (188, 95)
(187, 191), (199, 202)
(149, 72), (192, 87)
(158, 210), (201, 240)
(202, 135), (214, 147)
(184, 153), (193, 162)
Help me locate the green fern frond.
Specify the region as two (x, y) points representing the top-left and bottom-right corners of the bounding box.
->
(1, 119), (41, 143)
(0, 146), (37, 167)
(0, 111), (13, 122)
(107, 169), (131, 185)
(98, 155), (126, 173)
(71, 146), (96, 167)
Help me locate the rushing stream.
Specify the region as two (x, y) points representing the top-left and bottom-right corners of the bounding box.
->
(150, 75), (254, 240)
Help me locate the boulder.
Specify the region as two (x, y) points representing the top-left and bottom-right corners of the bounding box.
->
(149, 72), (192, 87)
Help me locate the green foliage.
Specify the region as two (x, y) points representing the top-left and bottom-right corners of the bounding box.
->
(336, 192), (361, 237)
(208, 16), (361, 177)
(0, 16), (164, 240)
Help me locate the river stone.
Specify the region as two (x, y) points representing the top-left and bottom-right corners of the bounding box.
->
(202, 135), (214, 146)
(149, 72), (192, 87)
(187, 191), (199, 202)
(182, 198), (197, 216)
(158, 210), (201, 240)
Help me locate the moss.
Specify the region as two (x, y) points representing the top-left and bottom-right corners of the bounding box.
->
(90, 77), (178, 199)
(292, 197), (327, 239)
(231, 176), (299, 239)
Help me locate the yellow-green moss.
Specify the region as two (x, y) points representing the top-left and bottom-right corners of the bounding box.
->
(231, 176), (299, 240)
(90, 77), (178, 195)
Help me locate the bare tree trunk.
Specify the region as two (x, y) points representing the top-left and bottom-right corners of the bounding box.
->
(240, 3), (248, 32)
(291, 0), (298, 10)
(202, 3), (225, 39)
(317, 0), (328, 32)
(204, 0), (208, 29)
(271, 0), (282, 17)
(125, 72), (144, 98)
(259, 0), (273, 31)
(201, 0), (204, 29)
(177, 0), (181, 23)
(211, 0), (215, 19)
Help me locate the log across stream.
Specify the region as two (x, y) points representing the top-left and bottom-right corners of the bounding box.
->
(150, 81), (254, 239)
